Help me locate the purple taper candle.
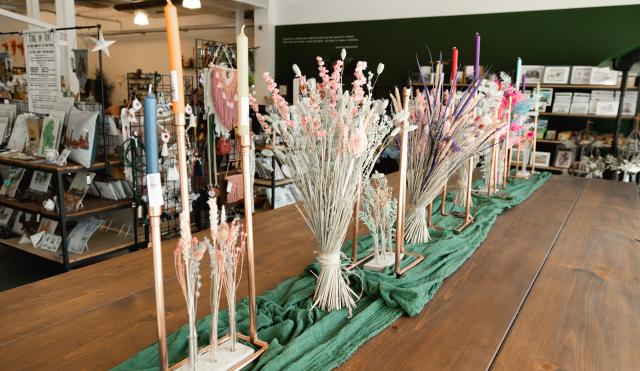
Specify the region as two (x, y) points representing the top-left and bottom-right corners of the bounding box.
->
(473, 32), (480, 80)
(521, 73), (526, 92)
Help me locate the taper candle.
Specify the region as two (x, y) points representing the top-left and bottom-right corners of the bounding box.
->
(237, 25), (250, 138)
(521, 74), (526, 92)
(144, 86), (159, 174)
(451, 47), (458, 91)
(165, 1), (185, 116)
(515, 57), (522, 91)
(473, 33), (480, 80)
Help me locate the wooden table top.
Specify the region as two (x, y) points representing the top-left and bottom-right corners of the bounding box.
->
(0, 175), (638, 370)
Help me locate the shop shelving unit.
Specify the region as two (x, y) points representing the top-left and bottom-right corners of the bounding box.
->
(0, 157), (144, 271)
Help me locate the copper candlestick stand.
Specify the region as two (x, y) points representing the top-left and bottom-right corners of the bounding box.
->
(165, 4), (267, 369)
(501, 96), (513, 188)
(346, 177), (374, 270)
(394, 87), (425, 277)
(149, 203), (168, 370)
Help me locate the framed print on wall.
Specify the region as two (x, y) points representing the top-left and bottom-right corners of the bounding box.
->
(534, 151), (551, 167)
(589, 67), (618, 86)
(542, 66), (571, 84)
(570, 66), (592, 85)
(554, 150), (575, 169)
(522, 65), (545, 84)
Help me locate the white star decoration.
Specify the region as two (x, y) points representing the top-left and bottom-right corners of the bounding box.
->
(89, 30), (116, 58)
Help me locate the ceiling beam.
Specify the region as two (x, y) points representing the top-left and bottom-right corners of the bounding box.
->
(0, 8), (56, 29)
(234, 0), (268, 9)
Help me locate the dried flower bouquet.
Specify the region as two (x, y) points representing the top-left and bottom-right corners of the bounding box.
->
(254, 50), (396, 314)
(399, 65), (499, 244)
(360, 172), (397, 265)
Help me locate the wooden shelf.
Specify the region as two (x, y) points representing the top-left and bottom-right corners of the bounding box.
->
(537, 139), (563, 144)
(536, 139), (611, 148)
(0, 196), (132, 220)
(535, 83), (637, 90)
(539, 112), (634, 119)
(254, 178), (294, 187)
(0, 227), (135, 264)
(0, 155), (121, 174)
(410, 82), (638, 91)
(511, 162), (568, 172)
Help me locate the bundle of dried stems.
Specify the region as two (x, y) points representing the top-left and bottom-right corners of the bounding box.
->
(397, 65), (500, 244)
(254, 50), (398, 314)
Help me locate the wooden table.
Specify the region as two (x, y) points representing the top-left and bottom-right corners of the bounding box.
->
(0, 176), (638, 370)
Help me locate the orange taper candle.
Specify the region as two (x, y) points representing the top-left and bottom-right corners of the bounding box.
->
(164, 0), (185, 115)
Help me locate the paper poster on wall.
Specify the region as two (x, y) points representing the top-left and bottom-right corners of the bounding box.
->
(23, 30), (61, 113)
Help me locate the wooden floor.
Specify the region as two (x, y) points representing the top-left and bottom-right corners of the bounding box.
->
(0, 176), (637, 370)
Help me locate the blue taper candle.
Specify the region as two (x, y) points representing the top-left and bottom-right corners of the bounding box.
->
(144, 85), (159, 174)
(515, 57), (522, 91)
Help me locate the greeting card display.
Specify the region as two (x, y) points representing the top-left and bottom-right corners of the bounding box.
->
(64, 108), (99, 168)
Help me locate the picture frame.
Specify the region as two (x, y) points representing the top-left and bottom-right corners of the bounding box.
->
(64, 108), (99, 168)
(595, 101), (619, 116)
(1, 167), (25, 198)
(533, 151), (551, 167)
(552, 100), (571, 114)
(28, 171), (52, 194)
(589, 67), (618, 86)
(522, 65), (545, 84)
(0, 207), (14, 227)
(538, 88), (554, 107)
(554, 150), (574, 169)
(570, 66), (592, 85)
(544, 130), (557, 140)
(542, 66), (571, 84)
(39, 116), (61, 155)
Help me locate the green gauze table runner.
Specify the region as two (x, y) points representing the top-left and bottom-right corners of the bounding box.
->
(115, 172), (551, 371)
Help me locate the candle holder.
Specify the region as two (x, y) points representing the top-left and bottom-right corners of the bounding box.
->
(452, 157), (475, 232)
(394, 87), (424, 277)
(164, 4), (267, 369)
(346, 178), (375, 271)
(502, 96), (513, 188)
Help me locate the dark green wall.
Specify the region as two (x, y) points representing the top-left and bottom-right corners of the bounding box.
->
(275, 5), (640, 89)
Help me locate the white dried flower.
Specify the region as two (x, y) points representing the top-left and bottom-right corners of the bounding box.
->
(341, 48), (346, 60)
(377, 63), (385, 75)
(292, 64), (301, 77)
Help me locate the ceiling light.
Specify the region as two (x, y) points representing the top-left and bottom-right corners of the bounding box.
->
(183, 0), (202, 10)
(133, 11), (149, 26)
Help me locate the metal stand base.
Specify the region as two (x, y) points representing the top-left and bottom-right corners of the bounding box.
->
(454, 215), (475, 233)
(172, 333), (268, 371)
(395, 252), (425, 277)
(346, 252), (374, 271)
(364, 252), (402, 272)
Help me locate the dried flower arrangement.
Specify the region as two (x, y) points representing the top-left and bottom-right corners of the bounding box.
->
(398, 63), (499, 244)
(204, 197), (247, 363)
(253, 50), (397, 314)
(174, 213), (207, 366)
(359, 172), (397, 270)
(172, 197), (247, 368)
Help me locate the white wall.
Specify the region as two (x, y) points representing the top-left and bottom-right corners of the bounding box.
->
(274, 0), (640, 25)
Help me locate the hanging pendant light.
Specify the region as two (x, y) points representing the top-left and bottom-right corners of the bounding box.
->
(183, 0), (202, 9)
(133, 10), (149, 26)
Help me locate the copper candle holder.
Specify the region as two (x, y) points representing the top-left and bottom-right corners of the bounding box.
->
(163, 3), (267, 369)
(394, 87), (425, 277)
(453, 157), (475, 232)
(346, 177), (374, 271)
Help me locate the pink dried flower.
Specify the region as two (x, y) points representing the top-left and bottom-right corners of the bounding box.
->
(348, 127), (367, 155)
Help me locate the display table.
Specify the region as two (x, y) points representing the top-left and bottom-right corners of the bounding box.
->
(0, 175), (638, 370)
